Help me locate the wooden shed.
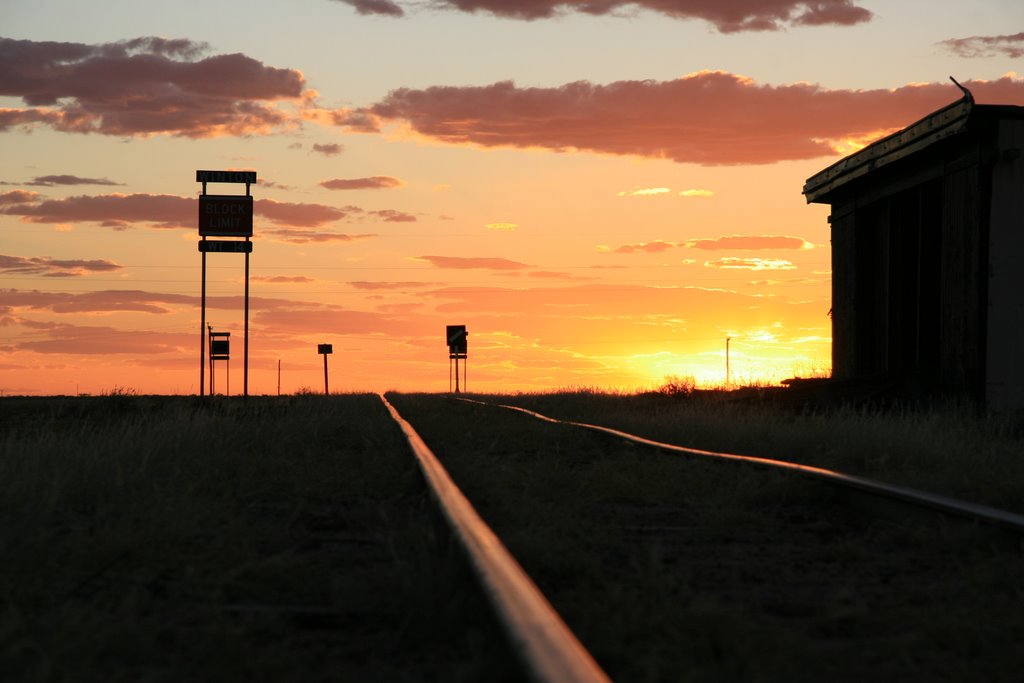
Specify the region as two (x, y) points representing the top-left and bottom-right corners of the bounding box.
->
(803, 89), (1024, 412)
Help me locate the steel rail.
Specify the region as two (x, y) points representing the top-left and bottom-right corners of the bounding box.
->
(456, 397), (1024, 535)
(378, 394), (611, 683)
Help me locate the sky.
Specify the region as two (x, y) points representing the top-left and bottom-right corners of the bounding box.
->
(2, 1), (1023, 396)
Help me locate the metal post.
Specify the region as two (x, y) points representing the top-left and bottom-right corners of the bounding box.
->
(726, 337), (731, 387)
(323, 352), (329, 395)
(277, 359), (281, 396)
(200, 245), (206, 396)
(454, 355), (461, 393)
(209, 325), (215, 396)
(244, 241), (250, 397)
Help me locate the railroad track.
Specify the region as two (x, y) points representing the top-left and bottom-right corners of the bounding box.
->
(381, 392), (1024, 682)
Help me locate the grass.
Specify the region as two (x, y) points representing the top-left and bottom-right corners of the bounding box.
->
(386, 392), (1024, 682)
(0, 394), (520, 682)
(477, 387), (1024, 513)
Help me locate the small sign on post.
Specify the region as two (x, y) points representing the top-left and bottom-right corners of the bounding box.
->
(318, 344), (333, 395)
(446, 325), (468, 393)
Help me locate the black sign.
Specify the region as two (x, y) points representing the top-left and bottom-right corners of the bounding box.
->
(199, 195), (253, 237)
(446, 325), (468, 354)
(199, 240), (253, 253)
(318, 344), (333, 355)
(210, 340), (230, 357)
(196, 170), (257, 184)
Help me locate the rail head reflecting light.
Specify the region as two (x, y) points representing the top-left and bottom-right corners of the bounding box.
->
(378, 394), (611, 683)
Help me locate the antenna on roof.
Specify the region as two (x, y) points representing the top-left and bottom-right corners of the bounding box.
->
(949, 76), (975, 105)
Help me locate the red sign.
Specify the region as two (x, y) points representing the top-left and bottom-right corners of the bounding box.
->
(199, 195), (253, 237)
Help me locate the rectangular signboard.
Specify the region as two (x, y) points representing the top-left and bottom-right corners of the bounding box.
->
(199, 195), (253, 237)
(210, 340), (230, 357)
(446, 325), (468, 354)
(318, 344), (333, 354)
(196, 170), (257, 184)
(199, 240), (253, 253)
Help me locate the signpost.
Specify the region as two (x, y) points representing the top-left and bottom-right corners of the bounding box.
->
(318, 344), (333, 395)
(208, 327), (230, 395)
(197, 169), (255, 397)
(446, 325), (468, 393)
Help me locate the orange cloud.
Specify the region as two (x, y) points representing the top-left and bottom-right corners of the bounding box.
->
(349, 281), (431, 290)
(618, 187), (671, 196)
(251, 275), (315, 283)
(415, 255), (531, 270)
(0, 190), (40, 205)
(263, 229), (377, 244)
(607, 240), (678, 254)
(0, 37), (305, 138)
(685, 235), (814, 250)
(321, 176), (404, 190)
(705, 258), (797, 270)
(344, 72), (1024, 165)
(0, 193), (362, 230)
(0, 254), (123, 278)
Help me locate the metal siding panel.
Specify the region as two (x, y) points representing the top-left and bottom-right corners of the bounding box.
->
(940, 163), (983, 395)
(831, 210), (857, 378)
(985, 121), (1024, 412)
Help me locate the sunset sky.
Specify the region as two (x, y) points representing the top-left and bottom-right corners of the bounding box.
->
(2, 1), (1023, 395)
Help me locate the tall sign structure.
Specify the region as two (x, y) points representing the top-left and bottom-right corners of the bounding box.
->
(447, 325), (468, 393)
(197, 170), (256, 397)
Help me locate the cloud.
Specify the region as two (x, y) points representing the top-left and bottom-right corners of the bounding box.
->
(2, 289), (193, 315)
(333, 0), (404, 16)
(939, 33), (1024, 59)
(251, 275), (315, 283)
(0, 192), (358, 230)
(679, 189), (714, 197)
(486, 222), (518, 231)
(618, 187), (671, 197)
(3, 287), (317, 316)
(0, 190), (40, 205)
(263, 229), (377, 244)
(0, 254), (123, 277)
(0, 37), (306, 138)
(312, 143), (344, 156)
(606, 240), (678, 254)
(705, 258), (797, 270)
(26, 175), (121, 187)
(340, 72), (1024, 165)
(321, 176), (403, 190)
(349, 280), (431, 290)
(11, 323), (195, 355)
(422, 1), (871, 32)
(369, 209), (416, 222)
(415, 255), (531, 270)
(1, 193), (195, 229)
(528, 270), (593, 280)
(256, 198), (356, 227)
(685, 235), (814, 250)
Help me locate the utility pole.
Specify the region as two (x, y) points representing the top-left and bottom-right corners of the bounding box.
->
(726, 336), (731, 387)
(277, 359), (281, 396)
